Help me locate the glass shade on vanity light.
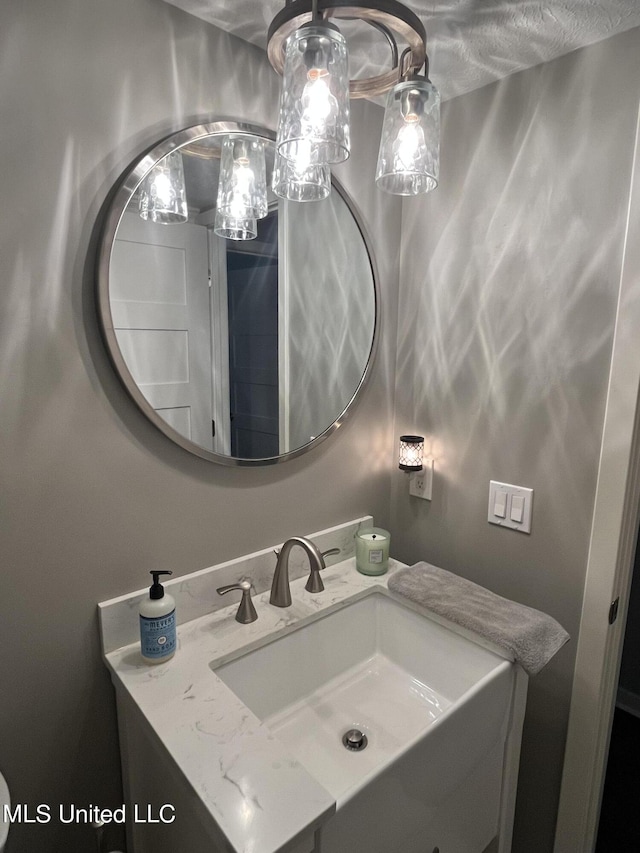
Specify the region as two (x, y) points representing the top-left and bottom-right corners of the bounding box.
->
(271, 150), (331, 202)
(376, 78), (440, 196)
(138, 151), (188, 224)
(276, 23), (350, 167)
(398, 435), (424, 471)
(215, 136), (268, 222)
(213, 209), (258, 241)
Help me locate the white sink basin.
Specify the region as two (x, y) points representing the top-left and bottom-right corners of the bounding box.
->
(213, 591), (513, 812)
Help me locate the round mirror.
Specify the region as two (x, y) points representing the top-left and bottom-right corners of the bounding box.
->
(97, 121), (378, 465)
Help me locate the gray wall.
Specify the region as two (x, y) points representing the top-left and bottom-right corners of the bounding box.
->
(390, 28), (640, 853)
(0, 2), (400, 851)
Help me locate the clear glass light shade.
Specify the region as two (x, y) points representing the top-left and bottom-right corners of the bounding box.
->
(376, 78), (440, 196)
(138, 151), (188, 224)
(276, 23), (350, 167)
(399, 435), (424, 471)
(213, 209), (258, 241)
(216, 136), (268, 221)
(271, 151), (331, 202)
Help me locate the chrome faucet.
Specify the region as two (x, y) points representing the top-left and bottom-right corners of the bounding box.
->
(269, 537), (340, 607)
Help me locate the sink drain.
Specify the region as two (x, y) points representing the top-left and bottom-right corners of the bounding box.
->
(342, 728), (368, 751)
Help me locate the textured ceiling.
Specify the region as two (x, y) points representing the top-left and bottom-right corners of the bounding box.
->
(160, 0), (640, 101)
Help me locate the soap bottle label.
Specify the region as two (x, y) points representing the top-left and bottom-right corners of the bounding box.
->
(140, 610), (176, 660)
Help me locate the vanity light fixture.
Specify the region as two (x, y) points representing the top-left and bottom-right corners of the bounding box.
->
(376, 51), (440, 195)
(398, 434), (424, 471)
(267, 0), (438, 198)
(273, 0), (350, 169)
(138, 150), (188, 224)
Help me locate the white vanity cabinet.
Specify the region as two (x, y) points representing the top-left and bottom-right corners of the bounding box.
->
(115, 688), (320, 853)
(114, 662), (525, 853)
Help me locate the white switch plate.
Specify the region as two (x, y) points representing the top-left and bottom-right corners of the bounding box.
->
(488, 481), (533, 533)
(409, 458), (434, 500)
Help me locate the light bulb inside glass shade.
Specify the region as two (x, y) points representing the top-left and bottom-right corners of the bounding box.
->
(376, 78), (440, 196)
(302, 69), (337, 132)
(213, 209), (257, 241)
(395, 121), (427, 170)
(138, 151), (188, 224)
(271, 151), (331, 202)
(276, 24), (350, 166)
(216, 136), (268, 221)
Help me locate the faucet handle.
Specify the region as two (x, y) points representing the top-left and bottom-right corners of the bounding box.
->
(305, 548), (341, 594)
(216, 579), (258, 624)
(321, 548), (341, 563)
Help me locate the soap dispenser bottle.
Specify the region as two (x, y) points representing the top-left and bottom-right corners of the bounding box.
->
(139, 570), (176, 664)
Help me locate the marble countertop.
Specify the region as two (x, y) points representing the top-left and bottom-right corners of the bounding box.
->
(104, 557), (417, 853)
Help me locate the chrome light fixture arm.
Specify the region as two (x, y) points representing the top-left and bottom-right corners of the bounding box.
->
(267, 0), (427, 99)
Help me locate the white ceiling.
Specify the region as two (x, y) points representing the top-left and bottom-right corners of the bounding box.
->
(161, 0), (640, 101)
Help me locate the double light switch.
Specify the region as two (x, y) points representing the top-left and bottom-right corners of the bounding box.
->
(488, 481), (533, 534)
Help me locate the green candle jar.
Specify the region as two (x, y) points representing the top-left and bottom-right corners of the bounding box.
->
(355, 527), (390, 576)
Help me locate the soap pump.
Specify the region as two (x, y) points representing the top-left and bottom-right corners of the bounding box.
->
(139, 570), (176, 664)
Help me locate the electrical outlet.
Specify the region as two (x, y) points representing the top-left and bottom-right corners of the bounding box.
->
(409, 458), (433, 500)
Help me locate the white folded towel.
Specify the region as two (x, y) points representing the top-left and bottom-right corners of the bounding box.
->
(388, 562), (569, 676)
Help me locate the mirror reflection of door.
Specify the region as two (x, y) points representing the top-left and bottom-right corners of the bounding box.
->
(110, 213), (212, 448)
(112, 209), (281, 460)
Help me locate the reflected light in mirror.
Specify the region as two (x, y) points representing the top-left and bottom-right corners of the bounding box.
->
(271, 151), (331, 202)
(216, 136), (268, 223)
(138, 150), (188, 224)
(214, 209), (258, 241)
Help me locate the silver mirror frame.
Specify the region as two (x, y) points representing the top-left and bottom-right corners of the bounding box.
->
(97, 120), (380, 466)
